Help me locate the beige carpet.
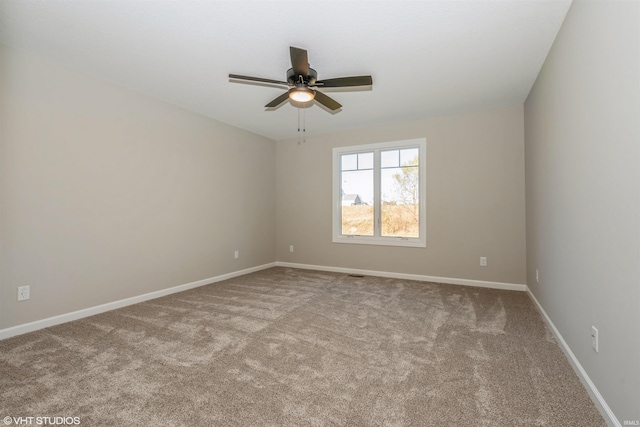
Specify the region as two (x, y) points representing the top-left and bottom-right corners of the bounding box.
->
(1, 267), (605, 426)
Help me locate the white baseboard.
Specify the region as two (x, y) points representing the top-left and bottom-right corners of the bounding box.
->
(0, 262), (276, 341)
(276, 261), (527, 291)
(526, 287), (620, 427)
(2, 261), (521, 340)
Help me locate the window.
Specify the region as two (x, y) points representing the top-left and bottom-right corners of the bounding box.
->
(332, 138), (426, 247)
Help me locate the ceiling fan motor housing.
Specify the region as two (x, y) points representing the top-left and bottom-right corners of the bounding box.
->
(287, 67), (317, 85)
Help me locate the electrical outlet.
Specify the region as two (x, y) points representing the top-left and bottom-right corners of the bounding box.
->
(234, 250), (239, 259)
(17, 285), (30, 301)
(536, 269), (539, 283)
(480, 257), (487, 267)
(591, 326), (599, 353)
(289, 245), (294, 253)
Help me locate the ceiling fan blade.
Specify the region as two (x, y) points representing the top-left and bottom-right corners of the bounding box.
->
(265, 92), (290, 108)
(290, 47), (309, 77)
(314, 90), (342, 111)
(315, 76), (373, 88)
(229, 74), (289, 86)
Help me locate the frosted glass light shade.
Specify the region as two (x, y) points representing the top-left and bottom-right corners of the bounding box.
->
(289, 88), (315, 103)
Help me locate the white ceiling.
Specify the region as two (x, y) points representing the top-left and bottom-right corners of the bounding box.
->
(0, 1), (572, 141)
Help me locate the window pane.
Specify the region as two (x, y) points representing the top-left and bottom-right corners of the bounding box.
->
(381, 150), (399, 168)
(380, 164), (419, 237)
(341, 169), (373, 236)
(341, 154), (358, 171)
(358, 152), (374, 170)
(400, 148), (419, 166)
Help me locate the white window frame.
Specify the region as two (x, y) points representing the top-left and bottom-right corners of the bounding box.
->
(332, 138), (427, 248)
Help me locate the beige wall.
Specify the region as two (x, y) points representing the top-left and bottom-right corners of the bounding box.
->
(276, 105), (526, 285)
(524, 0), (639, 422)
(0, 45), (276, 329)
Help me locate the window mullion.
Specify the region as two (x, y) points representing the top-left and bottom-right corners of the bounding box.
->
(374, 149), (381, 237)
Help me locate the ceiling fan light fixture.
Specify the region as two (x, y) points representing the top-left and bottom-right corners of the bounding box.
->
(289, 87), (315, 103)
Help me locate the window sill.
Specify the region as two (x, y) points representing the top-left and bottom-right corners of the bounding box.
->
(332, 235), (426, 248)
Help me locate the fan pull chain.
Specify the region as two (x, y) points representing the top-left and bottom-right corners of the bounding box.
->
(297, 108), (306, 144)
(297, 108), (301, 144)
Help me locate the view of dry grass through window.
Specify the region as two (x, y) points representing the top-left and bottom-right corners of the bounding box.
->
(341, 204), (419, 237)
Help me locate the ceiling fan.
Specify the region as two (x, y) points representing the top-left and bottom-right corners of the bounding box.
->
(229, 46), (373, 111)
